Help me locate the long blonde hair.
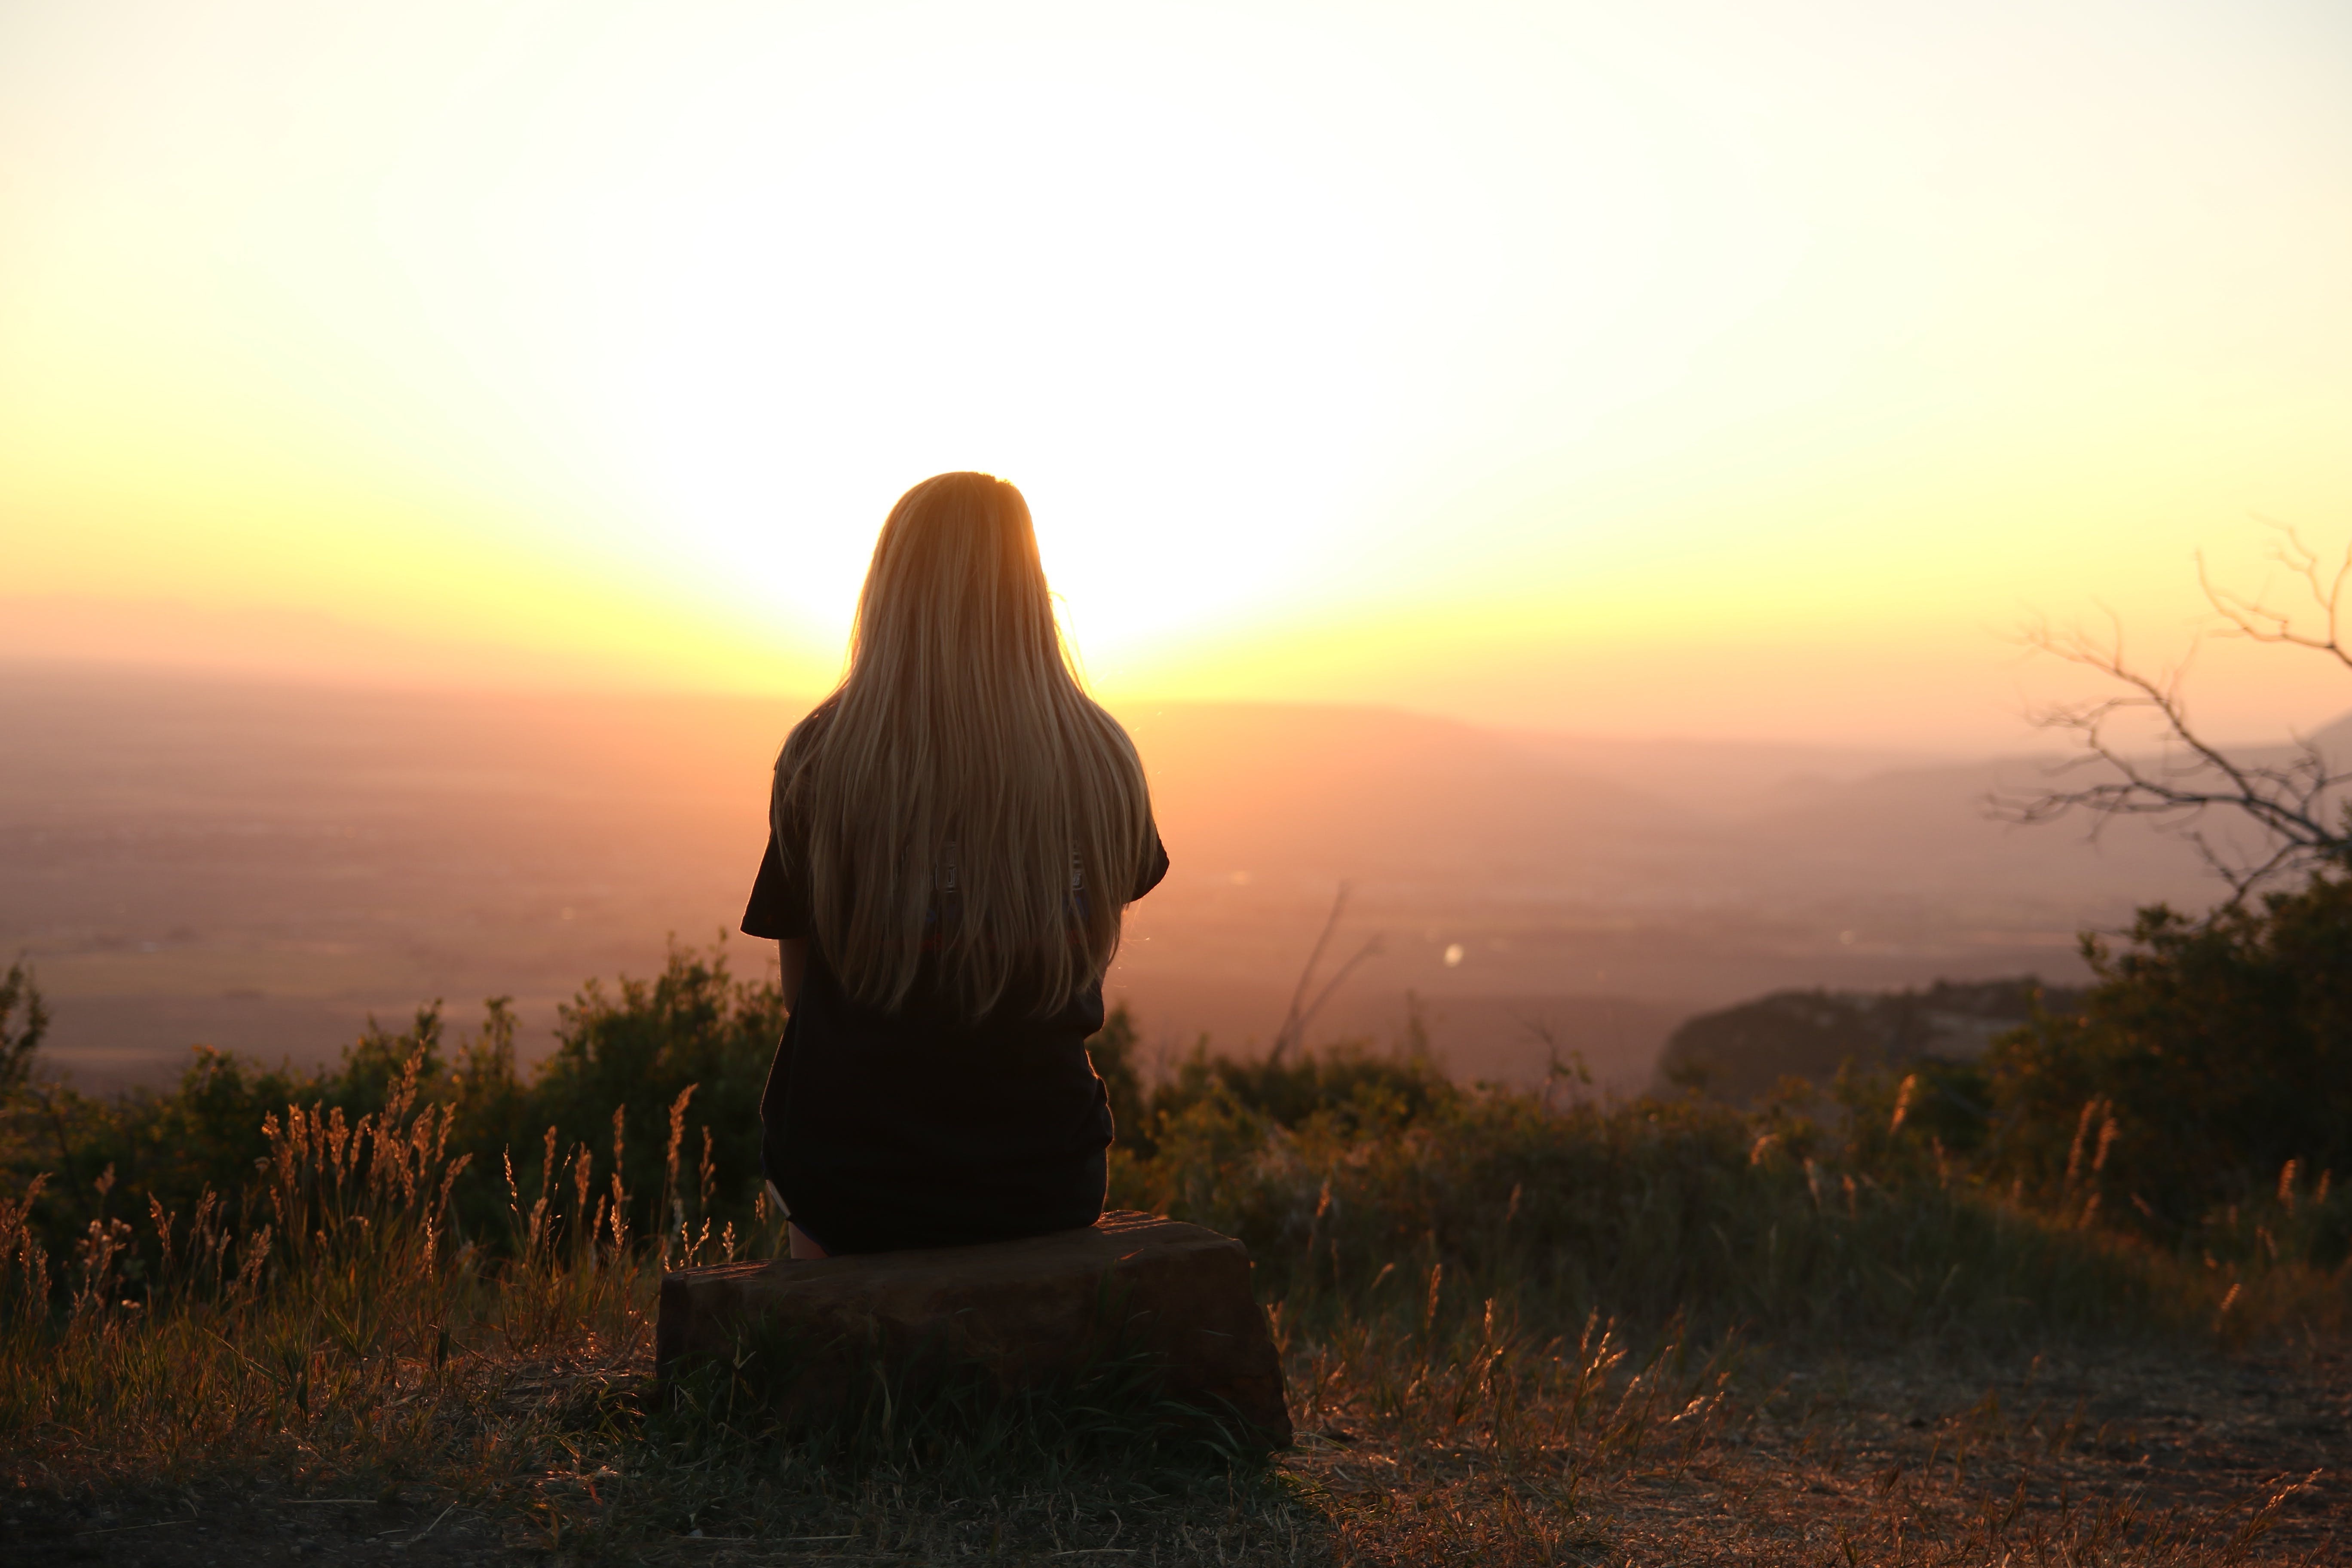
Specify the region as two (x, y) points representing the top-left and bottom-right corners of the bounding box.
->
(777, 472), (1154, 1018)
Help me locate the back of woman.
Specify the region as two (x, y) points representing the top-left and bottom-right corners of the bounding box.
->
(740, 473), (1167, 1257)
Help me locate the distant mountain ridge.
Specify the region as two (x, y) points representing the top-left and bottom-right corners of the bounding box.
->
(1654, 977), (2091, 1106)
(0, 662), (2318, 1093)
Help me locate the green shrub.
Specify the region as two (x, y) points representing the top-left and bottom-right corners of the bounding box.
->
(1096, 1005), (1450, 1159)
(1112, 1075), (2200, 1347)
(7, 910), (2348, 1350)
(1985, 871), (2352, 1249)
(0, 942), (784, 1276)
(0, 960), (46, 1101)
(522, 945), (784, 1241)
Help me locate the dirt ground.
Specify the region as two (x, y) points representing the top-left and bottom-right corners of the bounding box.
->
(1632, 1343), (2347, 1564)
(4, 1341), (2343, 1566)
(1286, 1342), (2347, 1566)
(2, 1483), (526, 1567)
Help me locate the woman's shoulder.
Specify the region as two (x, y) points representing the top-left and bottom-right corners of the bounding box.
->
(776, 695), (843, 771)
(1075, 696), (1143, 759)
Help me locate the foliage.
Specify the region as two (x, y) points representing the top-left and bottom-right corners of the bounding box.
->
(1644, 873), (2352, 1268)
(0, 1038), (662, 1504)
(8, 927), (2349, 1338)
(1088, 1001), (1150, 1147)
(1984, 870), (2352, 1252)
(0, 959), (46, 1101)
(4, 1044), (323, 1308)
(3, 953), (2346, 1563)
(1113, 1071), (2239, 1349)
(1102, 1010), (1452, 1159)
(0, 940), (785, 1279)
(524, 946), (784, 1243)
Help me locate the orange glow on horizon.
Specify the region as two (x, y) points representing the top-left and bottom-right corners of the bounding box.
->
(4, 1), (2350, 749)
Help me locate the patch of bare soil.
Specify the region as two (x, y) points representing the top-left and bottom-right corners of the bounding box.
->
(1286, 1344), (2347, 1566)
(4, 1344), (2342, 1565)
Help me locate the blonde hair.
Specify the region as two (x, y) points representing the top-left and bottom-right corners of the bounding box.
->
(777, 472), (1154, 1019)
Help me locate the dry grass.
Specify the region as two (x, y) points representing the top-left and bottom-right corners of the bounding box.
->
(7, 1286), (2342, 1566)
(3, 1055), (2346, 1564)
(1280, 1329), (2346, 1566)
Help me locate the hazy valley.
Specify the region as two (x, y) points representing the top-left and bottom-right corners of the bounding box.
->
(0, 660), (2255, 1094)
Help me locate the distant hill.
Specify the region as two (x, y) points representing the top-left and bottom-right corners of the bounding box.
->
(1123, 701), (1681, 886)
(0, 662), (2259, 1092)
(1654, 977), (2091, 1105)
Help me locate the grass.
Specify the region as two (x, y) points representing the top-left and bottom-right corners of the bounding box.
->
(3, 1045), (2347, 1564)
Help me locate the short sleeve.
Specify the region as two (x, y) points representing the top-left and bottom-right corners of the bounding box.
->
(744, 710), (829, 940)
(739, 823), (810, 940)
(1131, 820), (1169, 902)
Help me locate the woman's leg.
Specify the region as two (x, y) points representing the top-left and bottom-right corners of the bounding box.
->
(787, 1221), (829, 1260)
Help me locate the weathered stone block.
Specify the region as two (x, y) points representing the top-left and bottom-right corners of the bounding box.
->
(656, 1210), (1290, 1447)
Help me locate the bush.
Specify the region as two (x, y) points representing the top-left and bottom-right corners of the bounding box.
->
(8, 911), (2348, 1350)
(1112, 1071), (2204, 1348)
(1093, 1004), (1450, 1159)
(0, 941), (785, 1274)
(0, 960), (46, 1101)
(1985, 870), (2352, 1250)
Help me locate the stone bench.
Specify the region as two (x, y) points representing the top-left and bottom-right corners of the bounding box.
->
(655, 1210), (1291, 1448)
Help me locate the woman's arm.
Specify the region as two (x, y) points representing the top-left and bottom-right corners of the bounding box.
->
(773, 936), (820, 1259)
(778, 937), (808, 1013)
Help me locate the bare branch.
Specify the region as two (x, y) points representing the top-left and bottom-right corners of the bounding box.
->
(1990, 533), (2352, 899)
(2198, 522), (2352, 674)
(1282, 935), (1385, 1063)
(1271, 885), (1382, 1064)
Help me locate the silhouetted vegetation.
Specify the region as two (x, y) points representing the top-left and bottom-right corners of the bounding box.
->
(1999, 521), (2352, 898)
(0, 943), (785, 1271)
(0, 959), (45, 1101)
(5, 896), (2347, 1340)
(1091, 1005), (1451, 1160)
(1649, 870), (2352, 1271)
(3, 898), (2347, 1562)
(1984, 869), (2352, 1256)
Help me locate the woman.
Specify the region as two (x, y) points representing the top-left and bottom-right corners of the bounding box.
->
(741, 472), (1167, 1259)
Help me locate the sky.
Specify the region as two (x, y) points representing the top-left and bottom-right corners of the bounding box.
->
(3, 0), (2349, 750)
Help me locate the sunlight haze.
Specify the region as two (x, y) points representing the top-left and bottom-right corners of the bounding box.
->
(4, 0), (2349, 746)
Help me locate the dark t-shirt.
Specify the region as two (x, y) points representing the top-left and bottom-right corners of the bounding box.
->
(739, 766), (1167, 1253)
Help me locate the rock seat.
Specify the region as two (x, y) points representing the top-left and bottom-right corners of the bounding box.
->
(655, 1210), (1290, 1447)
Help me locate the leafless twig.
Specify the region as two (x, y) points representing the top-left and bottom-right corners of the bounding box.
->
(1270, 885), (1383, 1064)
(1990, 524), (2352, 900)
